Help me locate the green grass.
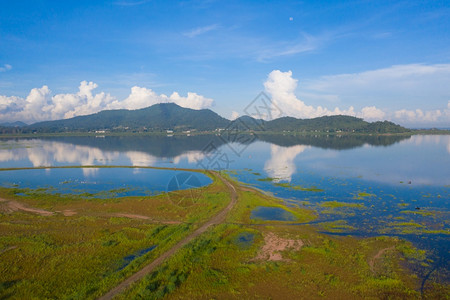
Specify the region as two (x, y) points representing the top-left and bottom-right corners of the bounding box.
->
(256, 177), (276, 182)
(354, 192), (376, 199)
(273, 182), (324, 192)
(400, 210), (435, 217)
(120, 223), (423, 299)
(0, 168), (230, 299)
(0, 166), (446, 299)
(320, 201), (365, 208)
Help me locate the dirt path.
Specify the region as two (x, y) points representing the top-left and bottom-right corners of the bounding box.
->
(113, 213), (182, 224)
(369, 246), (395, 273)
(98, 172), (238, 300)
(0, 197), (54, 216)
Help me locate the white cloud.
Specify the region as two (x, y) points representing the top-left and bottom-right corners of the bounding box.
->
(52, 81), (115, 119)
(0, 64), (12, 72)
(0, 82), (214, 123)
(108, 87), (213, 111)
(230, 111), (240, 120)
(108, 86), (161, 110)
(299, 64), (450, 124)
(264, 69), (450, 125)
(303, 64), (450, 99)
(264, 70), (360, 119)
(358, 106), (386, 121)
(184, 24), (219, 38)
(394, 109), (443, 123)
(168, 91), (213, 110)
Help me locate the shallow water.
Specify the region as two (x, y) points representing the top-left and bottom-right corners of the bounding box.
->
(235, 232), (255, 249)
(0, 134), (448, 276)
(118, 245), (157, 271)
(0, 167), (212, 197)
(251, 206), (297, 221)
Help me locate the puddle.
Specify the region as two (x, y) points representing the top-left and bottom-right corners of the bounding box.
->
(251, 206), (297, 221)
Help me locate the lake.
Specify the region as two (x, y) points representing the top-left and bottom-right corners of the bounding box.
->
(0, 134), (449, 276)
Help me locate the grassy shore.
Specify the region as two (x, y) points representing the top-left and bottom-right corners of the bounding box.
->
(0, 167), (447, 299)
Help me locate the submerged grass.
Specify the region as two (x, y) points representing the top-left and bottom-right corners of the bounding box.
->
(0, 167), (229, 299)
(273, 182), (324, 192)
(320, 201), (365, 208)
(0, 166), (446, 299)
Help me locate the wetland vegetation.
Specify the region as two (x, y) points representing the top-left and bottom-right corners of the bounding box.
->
(0, 134), (448, 299)
(0, 166), (448, 299)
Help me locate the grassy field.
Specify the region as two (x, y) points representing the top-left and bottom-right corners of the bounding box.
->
(0, 168), (447, 299)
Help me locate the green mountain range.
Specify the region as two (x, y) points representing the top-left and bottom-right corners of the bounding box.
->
(1, 103), (409, 134)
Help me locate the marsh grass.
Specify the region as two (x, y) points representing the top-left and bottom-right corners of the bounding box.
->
(0, 167), (446, 299)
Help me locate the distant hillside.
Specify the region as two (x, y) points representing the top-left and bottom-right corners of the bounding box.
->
(0, 121), (27, 127)
(27, 103), (229, 133)
(234, 115), (409, 134)
(0, 103), (410, 134)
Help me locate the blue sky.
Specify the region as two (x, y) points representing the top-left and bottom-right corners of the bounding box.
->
(0, 0), (449, 127)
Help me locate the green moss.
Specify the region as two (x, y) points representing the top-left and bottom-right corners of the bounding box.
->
(320, 201), (365, 208)
(400, 210), (434, 216)
(256, 177), (276, 182)
(391, 222), (423, 227)
(0, 166), (442, 299)
(354, 192), (376, 199)
(273, 182), (324, 192)
(319, 220), (356, 233)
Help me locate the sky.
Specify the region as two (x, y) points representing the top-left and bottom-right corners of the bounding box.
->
(0, 0), (449, 127)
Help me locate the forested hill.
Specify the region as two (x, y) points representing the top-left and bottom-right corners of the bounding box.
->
(26, 103), (229, 132)
(234, 115), (409, 133)
(1, 103), (410, 134)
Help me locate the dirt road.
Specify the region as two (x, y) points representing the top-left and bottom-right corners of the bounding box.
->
(98, 172), (238, 300)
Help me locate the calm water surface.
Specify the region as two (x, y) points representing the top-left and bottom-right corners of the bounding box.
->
(0, 134), (449, 280)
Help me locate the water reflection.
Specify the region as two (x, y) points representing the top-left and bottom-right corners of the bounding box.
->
(0, 138), (209, 169)
(0, 134), (448, 186)
(264, 145), (309, 182)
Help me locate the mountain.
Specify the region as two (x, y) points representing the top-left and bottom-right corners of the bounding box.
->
(0, 121), (27, 127)
(1, 103), (410, 134)
(27, 103), (229, 133)
(234, 114), (408, 134)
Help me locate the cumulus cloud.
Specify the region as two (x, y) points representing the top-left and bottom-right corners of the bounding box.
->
(264, 70), (361, 120)
(297, 64), (450, 125)
(107, 87), (213, 111)
(394, 109), (443, 123)
(230, 111), (240, 120)
(168, 92), (213, 110)
(359, 106), (386, 121)
(0, 82), (214, 123)
(264, 69), (450, 125)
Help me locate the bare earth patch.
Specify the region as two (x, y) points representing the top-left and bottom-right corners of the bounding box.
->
(255, 232), (304, 261)
(115, 213), (150, 220)
(0, 197), (54, 216)
(62, 209), (77, 216)
(113, 213), (182, 224)
(369, 246), (395, 273)
(0, 245), (17, 255)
